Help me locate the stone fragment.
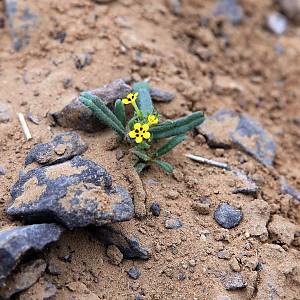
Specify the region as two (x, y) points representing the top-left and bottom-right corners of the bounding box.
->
(128, 266), (141, 280)
(213, 0), (244, 25)
(106, 245), (123, 265)
(0, 166), (5, 175)
(25, 132), (87, 166)
(90, 224), (150, 259)
(167, 0), (182, 15)
(150, 87), (175, 103)
(74, 53), (92, 70)
(51, 79), (131, 132)
(165, 218), (182, 229)
(191, 197), (210, 215)
(231, 169), (259, 195)
(243, 199), (270, 241)
(7, 156), (134, 229)
(198, 109), (276, 166)
(4, 0), (39, 51)
(0, 224), (63, 287)
(219, 272), (246, 290)
(277, 0), (300, 23)
(0, 259), (46, 299)
(0, 103), (11, 123)
(280, 176), (300, 202)
(268, 215), (298, 245)
(18, 279), (57, 300)
(214, 203), (243, 229)
(150, 202), (161, 217)
(266, 12), (288, 35)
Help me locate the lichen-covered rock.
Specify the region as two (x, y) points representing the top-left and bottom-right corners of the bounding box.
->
(198, 109), (276, 166)
(4, 0), (39, 51)
(90, 224), (150, 260)
(7, 156), (134, 229)
(0, 259), (46, 299)
(0, 224), (63, 287)
(51, 79), (131, 132)
(25, 132), (88, 166)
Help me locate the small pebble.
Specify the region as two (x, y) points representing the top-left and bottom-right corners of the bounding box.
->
(266, 12), (287, 35)
(166, 190), (179, 200)
(150, 202), (161, 217)
(0, 165), (5, 175)
(128, 266), (141, 280)
(214, 203), (243, 229)
(165, 218), (182, 229)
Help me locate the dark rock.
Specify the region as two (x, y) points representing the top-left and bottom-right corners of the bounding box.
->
(0, 259), (46, 299)
(18, 279), (57, 300)
(167, 0), (182, 15)
(0, 224), (63, 287)
(63, 78), (73, 89)
(128, 266), (141, 280)
(51, 79), (131, 132)
(90, 224), (150, 259)
(266, 12), (287, 35)
(25, 132), (88, 166)
(0, 166), (5, 175)
(150, 202), (161, 217)
(280, 176), (300, 202)
(0, 103), (11, 123)
(213, 0), (244, 25)
(74, 53), (92, 70)
(27, 112), (40, 125)
(165, 217), (182, 229)
(219, 272), (246, 290)
(7, 156), (134, 229)
(4, 0), (38, 51)
(92, 0), (116, 3)
(277, 0), (300, 23)
(198, 109), (276, 166)
(232, 169), (259, 196)
(214, 203), (243, 229)
(150, 88), (175, 103)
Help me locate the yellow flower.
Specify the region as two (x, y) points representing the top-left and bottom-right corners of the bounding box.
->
(122, 92), (138, 105)
(129, 123), (151, 143)
(147, 114), (159, 125)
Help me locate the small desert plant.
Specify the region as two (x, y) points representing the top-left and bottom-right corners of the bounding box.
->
(79, 81), (204, 173)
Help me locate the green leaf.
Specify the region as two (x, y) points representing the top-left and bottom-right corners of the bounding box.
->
(79, 96), (125, 137)
(135, 162), (147, 173)
(132, 149), (151, 162)
(154, 135), (186, 158)
(133, 81), (154, 118)
(151, 117), (204, 140)
(150, 112), (204, 133)
(154, 160), (174, 173)
(136, 141), (151, 150)
(114, 99), (126, 127)
(80, 92), (125, 131)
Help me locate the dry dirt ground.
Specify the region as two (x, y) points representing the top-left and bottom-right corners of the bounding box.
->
(1, 0), (300, 299)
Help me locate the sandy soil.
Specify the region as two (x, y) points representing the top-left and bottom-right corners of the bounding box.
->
(1, 0), (300, 299)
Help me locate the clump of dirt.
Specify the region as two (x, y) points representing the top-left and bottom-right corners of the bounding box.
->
(1, 0), (300, 299)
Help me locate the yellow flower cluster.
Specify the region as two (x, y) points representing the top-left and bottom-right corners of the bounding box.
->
(122, 92), (159, 143)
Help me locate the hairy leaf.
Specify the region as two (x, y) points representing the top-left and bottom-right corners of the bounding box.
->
(133, 81), (154, 118)
(154, 135), (186, 158)
(154, 160), (174, 173)
(132, 149), (151, 162)
(114, 99), (126, 127)
(135, 162), (147, 173)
